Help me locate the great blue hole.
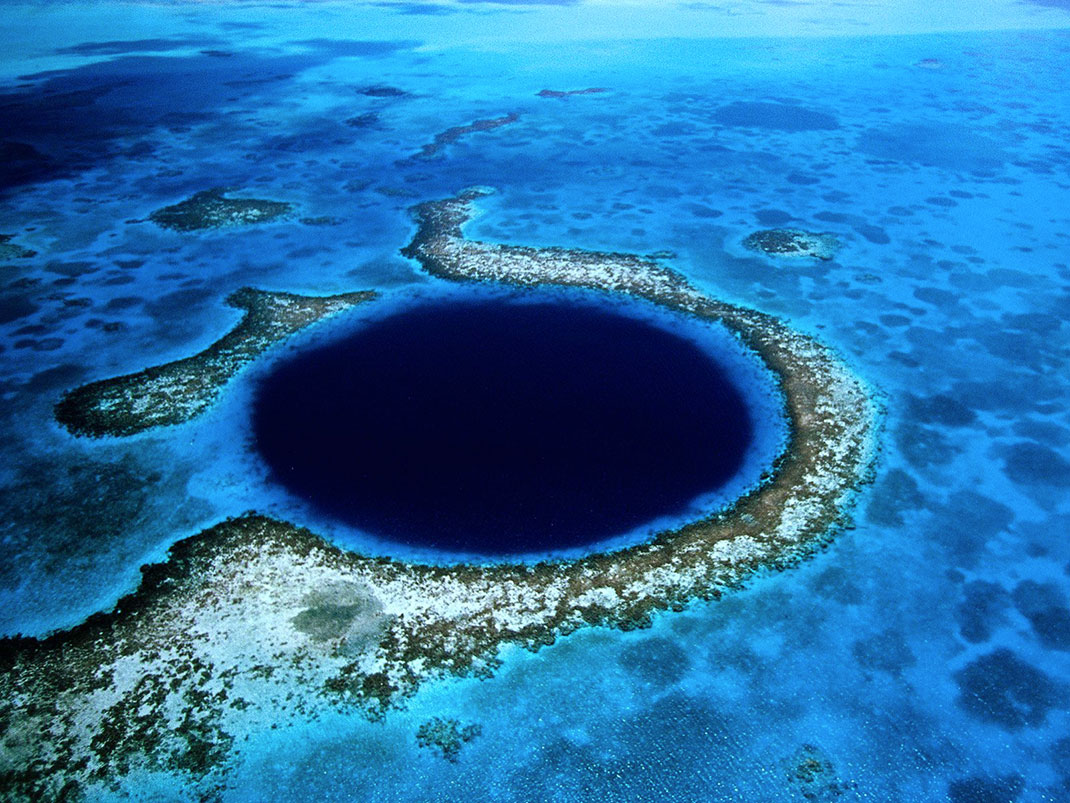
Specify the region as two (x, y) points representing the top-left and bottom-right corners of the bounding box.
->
(252, 291), (767, 557)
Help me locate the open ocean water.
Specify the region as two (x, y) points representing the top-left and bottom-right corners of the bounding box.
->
(1, 1), (1069, 801)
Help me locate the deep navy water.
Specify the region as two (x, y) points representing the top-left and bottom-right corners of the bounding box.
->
(253, 291), (758, 555)
(2, 0), (1070, 801)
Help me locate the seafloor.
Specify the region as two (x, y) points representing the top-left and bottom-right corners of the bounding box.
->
(1, 1), (1070, 802)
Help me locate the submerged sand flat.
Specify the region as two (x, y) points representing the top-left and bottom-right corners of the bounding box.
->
(1, 190), (879, 801)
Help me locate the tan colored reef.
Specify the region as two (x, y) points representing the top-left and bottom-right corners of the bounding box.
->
(3, 189), (879, 801)
(55, 288), (377, 437)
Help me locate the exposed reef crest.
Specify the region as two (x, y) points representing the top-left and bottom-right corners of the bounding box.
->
(55, 288), (376, 437)
(6, 189), (878, 800)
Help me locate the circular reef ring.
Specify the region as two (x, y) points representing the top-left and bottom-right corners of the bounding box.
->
(4, 188), (880, 801)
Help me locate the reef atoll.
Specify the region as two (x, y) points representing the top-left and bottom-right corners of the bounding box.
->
(147, 188), (294, 232)
(3, 190), (878, 801)
(55, 288), (376, 437)
(743, 228), (840, 261)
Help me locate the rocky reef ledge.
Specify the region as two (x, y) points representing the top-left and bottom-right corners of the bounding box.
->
(55, 288), (376, 437)
(3, 190), (878, 801)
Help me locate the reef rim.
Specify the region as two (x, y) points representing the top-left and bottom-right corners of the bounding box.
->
(1, 188), (880, 801)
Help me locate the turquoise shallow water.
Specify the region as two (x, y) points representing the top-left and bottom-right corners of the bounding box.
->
(1, 1), (1069, 800)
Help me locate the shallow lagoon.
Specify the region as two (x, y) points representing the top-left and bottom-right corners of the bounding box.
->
(1, 1), (1069, 801)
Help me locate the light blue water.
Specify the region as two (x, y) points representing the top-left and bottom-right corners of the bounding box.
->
(1, 2), (1069, 800)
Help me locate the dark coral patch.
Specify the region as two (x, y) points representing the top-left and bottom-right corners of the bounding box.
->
(0, 141), (56, 191)
(55, 38), (221, 56)
(713, 102), (838, 131)
(0, 233), (37, 260)
(405, 113), (520, 161)
(415, 717), (482, 762)
(858, 123), (1006, 171)
(925, 490), (1013, 567)
(0, 295), (39, 325)
(357, 85), (408, 97)
(619, 636), (690, 686)
(906, 393), (977, 428)
(742, 229), (839, 260)
(956, 581), (1010, 643)
(864, 468), (924, 528)
(1001, 441), (1070, 487)
(852, 628), (916, 677)
(953, 648), (1065, 730)
(147, 188), (293, 232)
(754, 209), (795, 226)
(948, 774), (1024, 803)
(785, 744), (855, 800)
(537, 87), (608, 98)
(344, 112), (380, 128)
(1012, 580), (1070, 651)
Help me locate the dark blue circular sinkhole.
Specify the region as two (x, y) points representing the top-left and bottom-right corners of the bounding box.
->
(252, 292), (759, 557)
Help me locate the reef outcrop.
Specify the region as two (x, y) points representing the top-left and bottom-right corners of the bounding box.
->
(147, 188), (294, 232)
(404, 114), (520, 161)
(743, 228), (840, 260)
(0, 234), (36, 260)
(6, 189), (878, 800)
(55, 288), (377, 437)
(537, 88), (608, 98)
(416, 717), (483, 762)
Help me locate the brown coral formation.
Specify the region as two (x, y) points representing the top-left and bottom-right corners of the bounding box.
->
(55, 288), (377, 437)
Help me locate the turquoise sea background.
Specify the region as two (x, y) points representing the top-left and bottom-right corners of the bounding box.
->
(1, 1), (1069, 800)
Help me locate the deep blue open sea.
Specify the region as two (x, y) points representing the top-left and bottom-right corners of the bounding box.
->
(2, 1), (1069, 800)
